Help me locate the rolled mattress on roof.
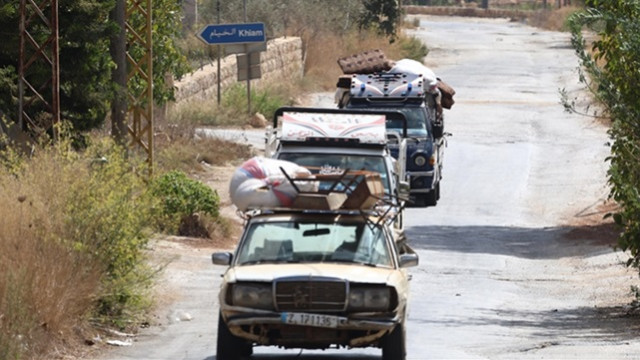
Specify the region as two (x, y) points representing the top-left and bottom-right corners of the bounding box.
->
(229, 156), (317, 211)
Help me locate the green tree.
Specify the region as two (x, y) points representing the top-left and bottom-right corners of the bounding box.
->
(126, 0), (189, 105)
(568, 1), (640, 267)
(59, 0), (115, 131)
(359, 0), (401, 39)
(0, 0), (188, 132)
(0, 0), (114, 131)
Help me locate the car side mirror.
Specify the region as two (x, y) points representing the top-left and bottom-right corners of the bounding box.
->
(212, 252), (233, 266)
(399, 253), (419, 268)
(398, 181), (410, 199)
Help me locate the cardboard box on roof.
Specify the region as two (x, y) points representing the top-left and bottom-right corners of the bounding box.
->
(292, 193), (347, 210)
(342, 173), (385, 209)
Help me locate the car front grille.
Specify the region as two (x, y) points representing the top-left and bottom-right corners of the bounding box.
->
(274, 278), (347, 312)
(410, 176), (425, 188)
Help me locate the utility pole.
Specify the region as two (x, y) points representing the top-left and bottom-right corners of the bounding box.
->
(110, 0), (127, 144)
(217, 0), (221, 105)
(18, 0), (60, 139)
(108, 0), (154, 173)
(243, 0), (251, 116)
(125, 0), (155, 174)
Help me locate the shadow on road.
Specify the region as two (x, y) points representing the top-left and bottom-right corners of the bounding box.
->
(205, 352), (379, 360)
(406, 223), (618, 259)
(417, 304), (640, 345)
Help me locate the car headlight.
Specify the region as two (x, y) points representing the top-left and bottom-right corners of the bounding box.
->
(348, 286), (391, 311)
(230, 283), (273, 310)
(413, 155), (427, 167)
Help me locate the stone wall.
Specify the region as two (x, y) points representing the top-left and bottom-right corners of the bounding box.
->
(173, 37), (303, 105)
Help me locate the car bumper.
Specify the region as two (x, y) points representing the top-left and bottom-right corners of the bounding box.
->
(221, 307), (401, 348)
(406, 171), (435, 193)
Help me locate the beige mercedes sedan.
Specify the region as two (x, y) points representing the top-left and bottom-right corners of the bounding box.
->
(212, 211), (418, 360)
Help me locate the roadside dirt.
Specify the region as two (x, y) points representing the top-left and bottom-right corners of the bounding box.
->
(200, 164), (244, 230)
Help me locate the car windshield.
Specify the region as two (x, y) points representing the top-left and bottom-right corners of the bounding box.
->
(384, 108), (428, 138)
(278, 153), (391, 194)
(235, 220), (393, 267)
(346, 106), (427, 138)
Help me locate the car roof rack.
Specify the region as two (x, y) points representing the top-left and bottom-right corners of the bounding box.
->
(240, 168), (406, 228)
(346, 73), (429, 101)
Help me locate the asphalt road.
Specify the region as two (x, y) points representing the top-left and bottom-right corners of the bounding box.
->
(101, 15), (640, 360)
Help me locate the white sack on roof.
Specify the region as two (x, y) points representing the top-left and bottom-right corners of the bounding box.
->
(230, 156), (317, 211)
(389, 59), (439, 94)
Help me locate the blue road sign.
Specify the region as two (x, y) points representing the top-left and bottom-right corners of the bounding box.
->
(198, 23), (266, 45)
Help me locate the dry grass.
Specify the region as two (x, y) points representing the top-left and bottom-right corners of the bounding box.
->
(0, 151), (102, 359)
(527, 6), (582, 31)
(0, 135), (164, 358)
(304, 30), (426, 90)
(405, 5), (583, 32)
(155, 122), (253, 174)
(167, 80), (299, 129)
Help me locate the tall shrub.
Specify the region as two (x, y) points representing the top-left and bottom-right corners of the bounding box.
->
(0, 134), (159, 358)
(64, 139), (158, 324)
(568, 1), (640, 266)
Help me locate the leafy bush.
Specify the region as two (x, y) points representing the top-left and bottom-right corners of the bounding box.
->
(397, 35), (429, 62)
(65, 139), (158, 326)
(568, 1), (640, 267)
(151, 170), (220, 234)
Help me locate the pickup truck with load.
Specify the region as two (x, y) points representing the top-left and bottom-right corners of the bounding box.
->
(335, 57), (455, 207)
(266, 107), (410, 228)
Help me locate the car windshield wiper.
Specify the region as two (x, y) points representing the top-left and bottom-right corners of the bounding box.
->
(328, 259), (380, 267)
(240, 259), (300, 265)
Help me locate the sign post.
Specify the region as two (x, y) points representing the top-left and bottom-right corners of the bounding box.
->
(197, 22), (266, 46)
(197, 22), (266, 114)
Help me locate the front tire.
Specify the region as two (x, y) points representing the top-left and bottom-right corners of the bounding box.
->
(424, 181), (440, 206)
(217, 312), (252, 360)
(382, 323), (406, 360)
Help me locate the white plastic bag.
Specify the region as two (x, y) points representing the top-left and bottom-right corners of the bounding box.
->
(230, 157), (316, 211)
(389, 59), (439, 94)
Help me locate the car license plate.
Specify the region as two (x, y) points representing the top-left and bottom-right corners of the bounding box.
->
(281, 312), (341, 328)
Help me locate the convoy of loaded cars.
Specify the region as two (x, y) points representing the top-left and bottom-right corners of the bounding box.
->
(212, 52), (454, 360)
